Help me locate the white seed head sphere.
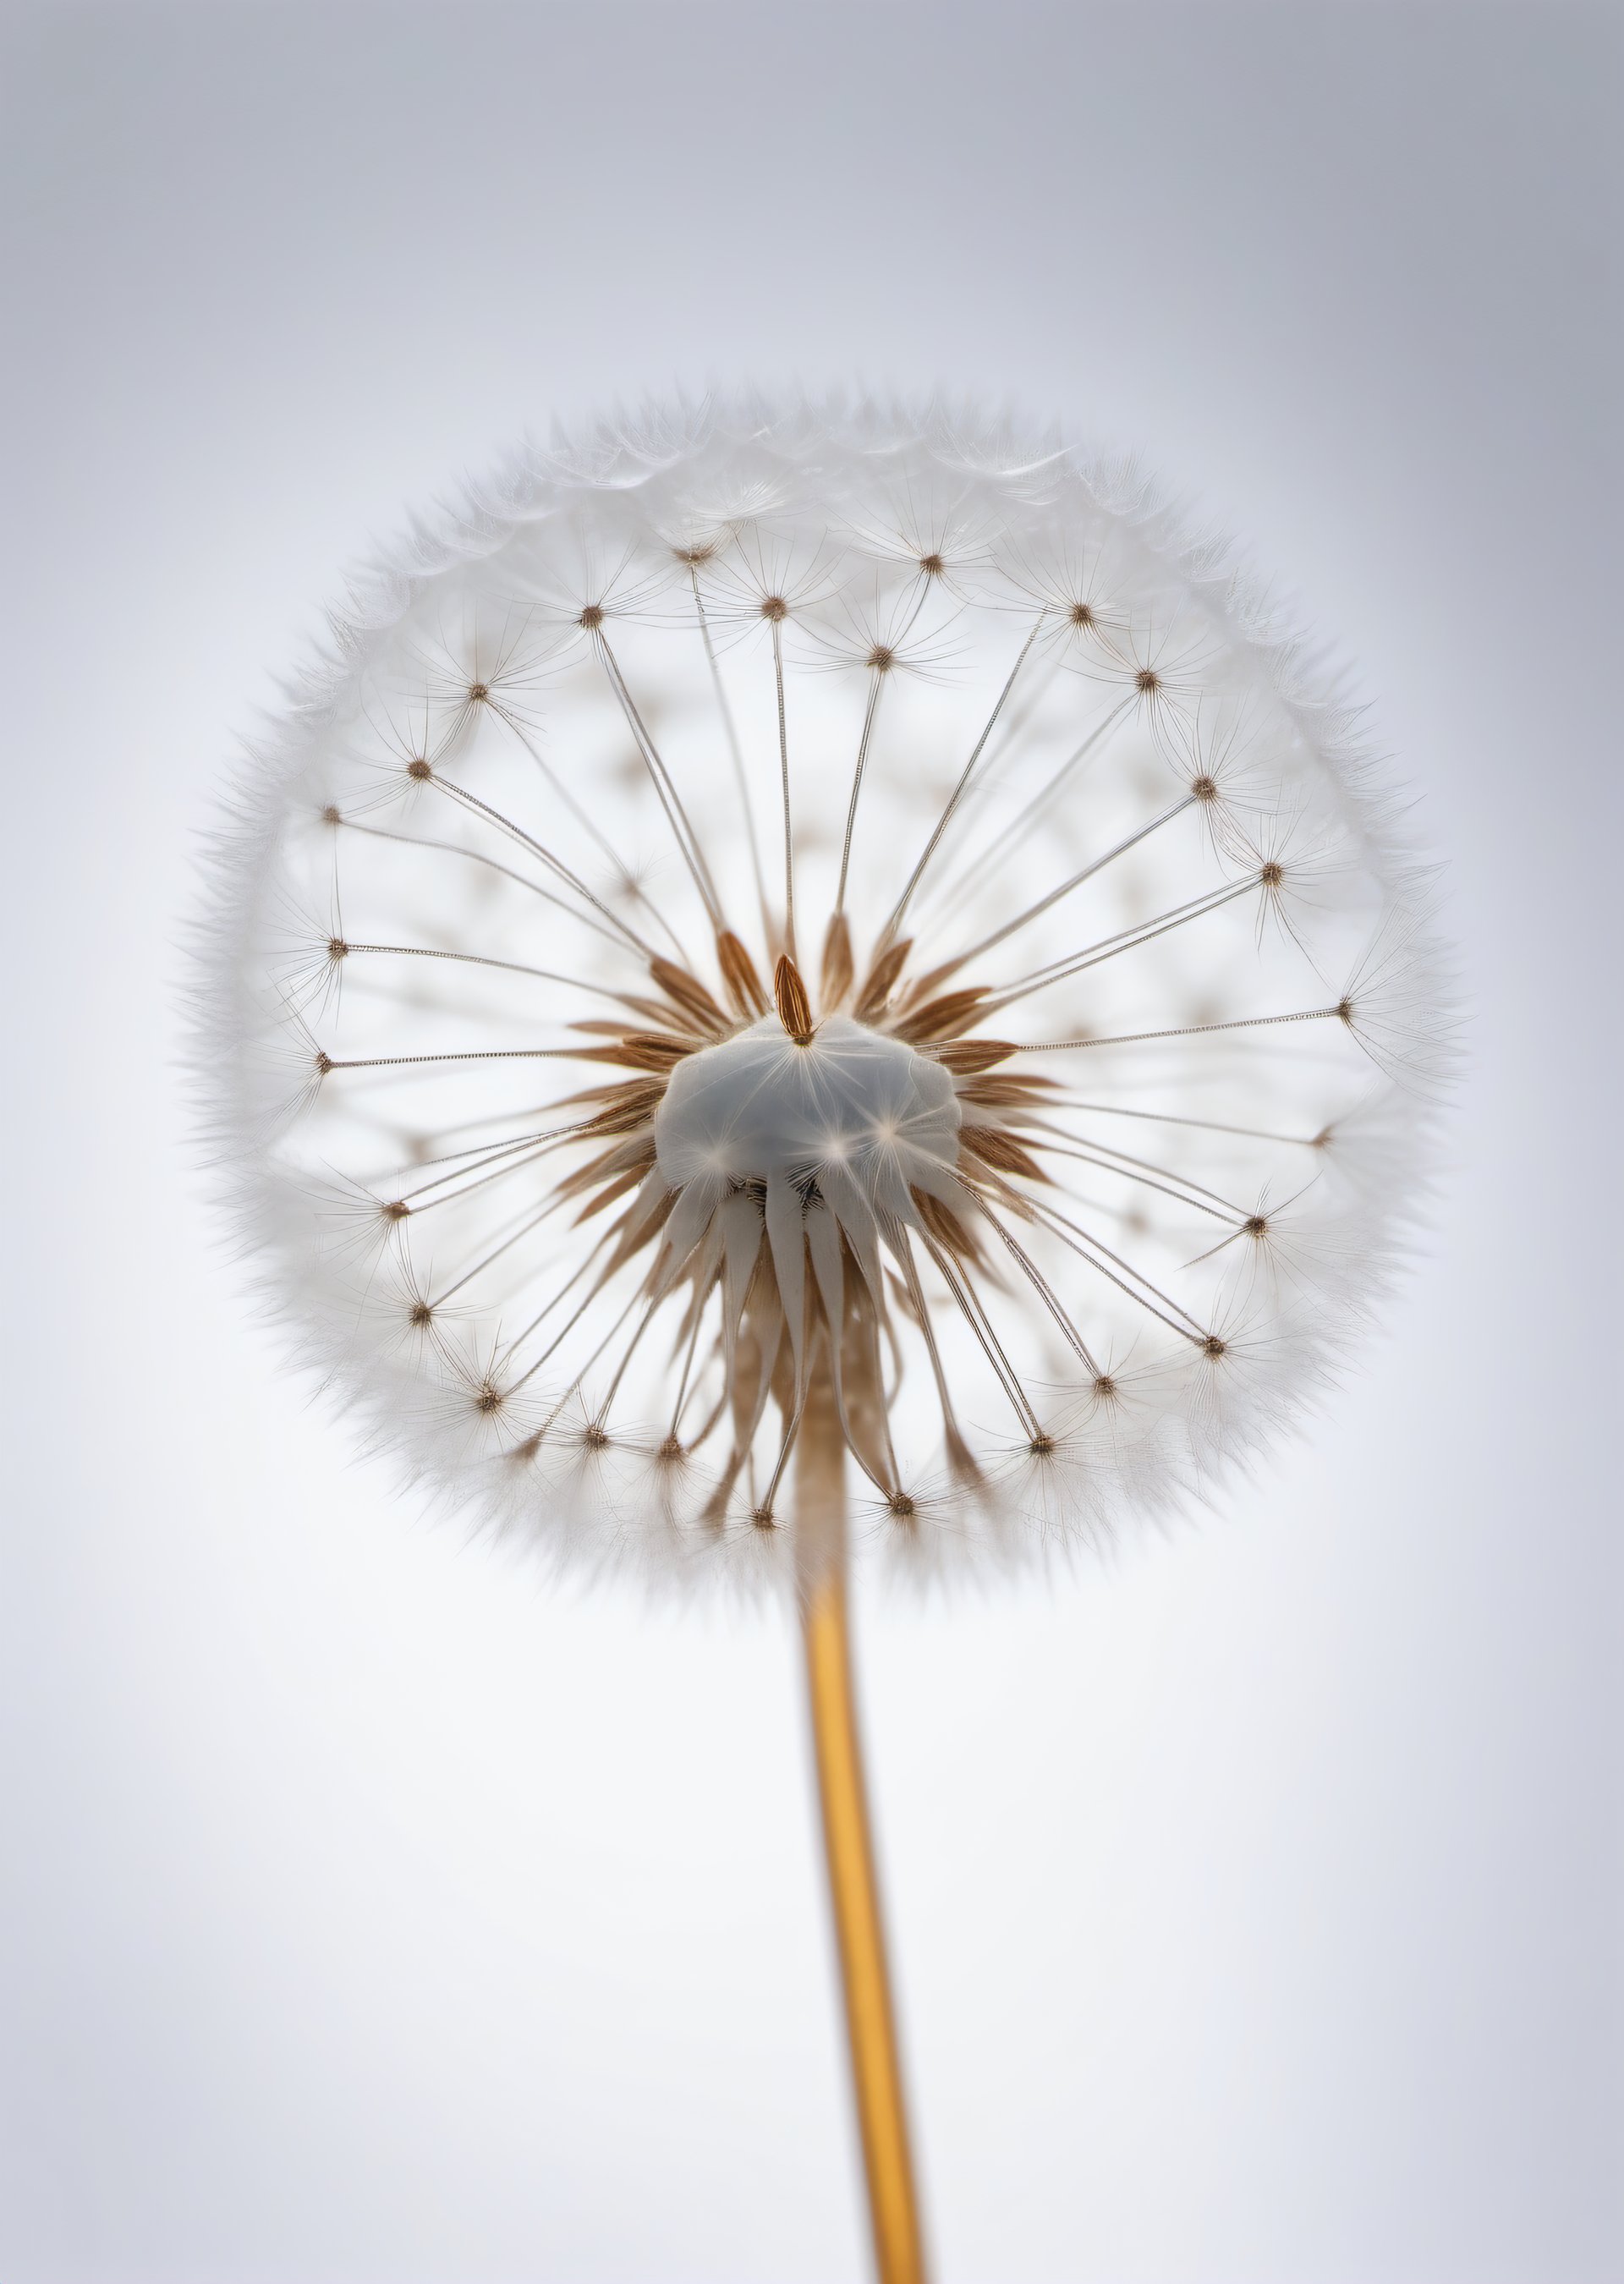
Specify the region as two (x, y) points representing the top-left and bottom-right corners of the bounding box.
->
(198, 390), (1454, 1596)
(655, 1018), (961, 1197)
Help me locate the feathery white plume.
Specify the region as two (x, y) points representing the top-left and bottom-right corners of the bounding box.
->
(195, 389), (1455, 1595)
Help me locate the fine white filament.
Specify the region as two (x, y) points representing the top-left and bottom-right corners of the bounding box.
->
(197, 391), (1453, 1595)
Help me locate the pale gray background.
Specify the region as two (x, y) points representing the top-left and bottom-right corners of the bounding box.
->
(2, 4), (1618, 2279)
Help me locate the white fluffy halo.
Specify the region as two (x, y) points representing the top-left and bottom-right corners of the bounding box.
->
(195, 389), (1454, 1597)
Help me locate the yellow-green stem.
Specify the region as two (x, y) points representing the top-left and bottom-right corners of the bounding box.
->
(797, 1381), (929, 2284)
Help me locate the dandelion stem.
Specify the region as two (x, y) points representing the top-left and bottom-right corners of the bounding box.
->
(798, 1382), (928, 2284)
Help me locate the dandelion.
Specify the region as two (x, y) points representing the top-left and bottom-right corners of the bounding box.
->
(197, 390), (1454, 2281)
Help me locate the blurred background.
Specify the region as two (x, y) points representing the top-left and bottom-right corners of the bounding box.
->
(1, 5), (1618, 2278)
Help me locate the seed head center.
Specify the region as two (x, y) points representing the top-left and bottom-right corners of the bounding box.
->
(653, 1015), (962, 1198)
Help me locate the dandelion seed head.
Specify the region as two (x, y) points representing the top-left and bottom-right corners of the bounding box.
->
(197, 389), (1455, 1598)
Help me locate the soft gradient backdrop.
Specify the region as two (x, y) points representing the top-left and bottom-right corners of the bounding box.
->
(3, 5), (1618, 2279)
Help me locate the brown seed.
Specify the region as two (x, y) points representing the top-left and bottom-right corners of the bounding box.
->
(774, 953), (815, 1045)
(716, 930), (770, 1018)
(580, 1083), (666, 1138)
(935, 1038), (1019, 1075)
(893, 987), (991, 1045)
(649, 955), (727, 1032)
(581, 1033), (694, 1073)
(912, 1187), (979, 1261)
(960, 1124), (1045, 1182)
(956, 1074), (1051, 1107)
(820, 913), (854, 1008)
(853, 937), (912, 1022)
